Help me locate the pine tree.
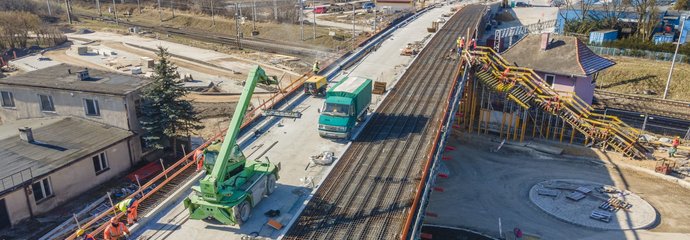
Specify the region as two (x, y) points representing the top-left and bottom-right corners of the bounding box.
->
(140, 47), (202, 157)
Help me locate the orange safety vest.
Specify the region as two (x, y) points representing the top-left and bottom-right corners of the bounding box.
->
(104, 222), (128, 240)
(193, 149), (204, 171)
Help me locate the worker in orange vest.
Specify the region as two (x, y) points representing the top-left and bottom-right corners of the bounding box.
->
(76, 228), (96, 240)
(103, 217), (130, 240)
(670, 136), (681, 157)
(469, 38), (477, 51)
(194, 148), (205, 172)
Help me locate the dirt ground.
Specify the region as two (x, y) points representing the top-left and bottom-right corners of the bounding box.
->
(597, 56), (690, 102)
(426, 134), (690, 239)
(71, 4), (357, 50)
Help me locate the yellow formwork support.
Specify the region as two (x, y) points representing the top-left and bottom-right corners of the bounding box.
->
(520, 112), (528, 142)
(485, 110), (491, 135)
(513, 115), (520, 141)
(500, 111), (506, 139)
(570, 125), (576, 144)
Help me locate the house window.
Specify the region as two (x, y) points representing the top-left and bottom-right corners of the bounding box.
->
(31, 178), (53, 202)
(1, 91), (14, 107)
(544, 74), (556, 87)
(38, 94), (55, 112)
(92, 152), (109, 174)
(84, 99), (100, 116)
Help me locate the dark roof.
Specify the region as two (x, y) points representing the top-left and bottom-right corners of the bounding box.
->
(0, 117), (133, 190)
(501, 34), (615, 77)
(0, 64), (150, 95)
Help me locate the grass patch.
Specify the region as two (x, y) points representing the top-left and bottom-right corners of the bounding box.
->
(597, 56), (690, 102)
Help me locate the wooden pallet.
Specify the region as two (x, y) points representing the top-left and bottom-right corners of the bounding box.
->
(373, 81), (387, 95)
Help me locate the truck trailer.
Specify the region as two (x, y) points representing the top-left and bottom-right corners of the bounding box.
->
(318, 76), (372, 139)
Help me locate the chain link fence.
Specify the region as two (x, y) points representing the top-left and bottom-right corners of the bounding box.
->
(588, 46), (689, 64)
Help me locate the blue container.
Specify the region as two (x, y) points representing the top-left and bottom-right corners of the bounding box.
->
(589, 30), (618, 45)
(653, 33), (674, 44)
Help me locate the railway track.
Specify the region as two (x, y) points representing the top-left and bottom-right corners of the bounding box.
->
(593, 90), (690, 119)
(284, 5), (486, 239)
(72, 13), (337, 60)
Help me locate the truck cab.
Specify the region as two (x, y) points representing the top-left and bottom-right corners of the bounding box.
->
(363, 2), (375, 12)
(318, 76), (372, 139)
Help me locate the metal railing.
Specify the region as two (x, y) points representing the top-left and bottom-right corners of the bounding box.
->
(0, 167), (33, 195)
(588, 46), (689, 63)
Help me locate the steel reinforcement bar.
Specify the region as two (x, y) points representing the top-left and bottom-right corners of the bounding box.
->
(284, 5), (486, 240)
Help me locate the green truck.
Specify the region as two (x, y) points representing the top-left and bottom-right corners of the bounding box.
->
(318, 76), (372, 139)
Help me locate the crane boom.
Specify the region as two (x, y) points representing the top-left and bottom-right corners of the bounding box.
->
(185, 65), (281, 225)
(200, 66), (268, 202)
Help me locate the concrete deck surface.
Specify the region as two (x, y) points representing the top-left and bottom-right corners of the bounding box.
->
(425, 135), (690, 240)
(130, 4), (454, 240)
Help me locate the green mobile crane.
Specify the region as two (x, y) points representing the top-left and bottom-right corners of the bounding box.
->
(184, 66), (281, 225)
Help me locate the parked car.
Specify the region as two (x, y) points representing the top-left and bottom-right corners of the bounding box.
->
(515, 2), (532, 7)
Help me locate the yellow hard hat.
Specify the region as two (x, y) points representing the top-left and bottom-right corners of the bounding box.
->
(76, 229), (85, 236)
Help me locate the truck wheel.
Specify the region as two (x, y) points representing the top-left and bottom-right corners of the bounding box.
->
(234, 200), (251, 225)
(266, 174), (277, 195)
(357, 109), (368, 122)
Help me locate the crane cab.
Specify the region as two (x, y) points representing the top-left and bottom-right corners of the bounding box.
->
(304, 75), (328, 96)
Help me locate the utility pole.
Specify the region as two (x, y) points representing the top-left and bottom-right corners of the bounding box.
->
(96, 0), (102, 16)
(64, 0), (72, 24)
(352, 4), (356, 42)
(312, 0), (316, 40)
(210, 0), (215, 25)
(158, 0), (162, 22)
(663, 16), (686, 100)
(235, 3), (243, 49)
(112, 0), (118, 25)
(252, 0), (257, 33)
(47, 0), (52, 16)
(170, 0), (175, 18)
(373, 10), (376, 32)
(137, 0), (141, 14)
(299, 0), (304, 41)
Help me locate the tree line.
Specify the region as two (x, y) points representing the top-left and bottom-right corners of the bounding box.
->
(0, 1), (66, 52)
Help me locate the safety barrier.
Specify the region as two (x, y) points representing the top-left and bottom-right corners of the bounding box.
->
(465, 46), (647, 159)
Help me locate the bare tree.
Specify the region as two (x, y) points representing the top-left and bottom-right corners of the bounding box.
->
(629, 0), (659, 40)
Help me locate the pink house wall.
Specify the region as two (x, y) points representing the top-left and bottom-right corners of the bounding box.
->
(535, 71), (594, 104)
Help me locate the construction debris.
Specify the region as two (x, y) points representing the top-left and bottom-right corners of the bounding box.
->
(590, 210), (612, 223)
(262, 109), (302, 118)
(310, 151), (335, 165)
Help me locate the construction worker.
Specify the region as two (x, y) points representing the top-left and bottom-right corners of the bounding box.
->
(469, 38), (477, 51)
(313, 61), (320, 74)
(76, 229), (96, 240)
(116, 198), (139, 225)
(194, 147), (205, 172)
(670, 136), (681, 157)
(103, 217), (130, 240)
(456, 37), (465, 54)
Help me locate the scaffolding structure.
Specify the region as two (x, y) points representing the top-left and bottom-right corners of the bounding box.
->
(456, 46), (648, 159)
